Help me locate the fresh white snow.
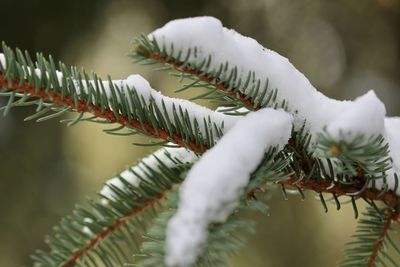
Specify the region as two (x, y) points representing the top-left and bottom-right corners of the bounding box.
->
(82, 218), (95, 237)
(2, 17), (400, 267)
(149, 16), (400, 265)
(149, 17), (386, 140)
(109, 75), (239, 135)
(0, 54), (5, 69)
(378, 118), (400, 194)
(0, 53), (239, 138)
(100, 146), (198, 199)
(165, 108), (293, 267)
(325, 90), (386, 142)
(150, 16), (400, 191)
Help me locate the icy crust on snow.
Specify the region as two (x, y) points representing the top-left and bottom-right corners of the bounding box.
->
(100, 146), (198, 199)
(165, 109), (293, 267)
(149, 17), (385, 140)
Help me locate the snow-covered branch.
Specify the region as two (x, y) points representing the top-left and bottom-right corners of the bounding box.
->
(165, 108), (293, 267)
(144, 16), (400, 195)
(101, 146), (198, 199)
(2, 15), (400, 267)
(0, 48), (240, 153)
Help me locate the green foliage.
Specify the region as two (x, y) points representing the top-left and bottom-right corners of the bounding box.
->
(129, 190), (257, 267)
(0, 42), (224, 151)
(32, 149), (193, 267)
(340, 207), (400, 267)
(132, 35), (396, 198)
(318, 131), (392, 182)
(132, 35), (288, 113)
(0, 30), (399, 267)
(130, 147), (290, 267)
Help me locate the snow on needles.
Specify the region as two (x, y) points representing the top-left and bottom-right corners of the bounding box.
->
(150, 16), (400, 195)
(149, 17), (386, 140)
(165, 109), (293, 267)
(0, 51), (239, 137)
(100, 146), (198, 199)
(105, 75), (238, 135)
(0, 53), (5, 69)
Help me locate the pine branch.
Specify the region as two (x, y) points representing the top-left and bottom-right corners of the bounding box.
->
(0, 43), (235, 154)
(64, 194), (165, 267)
(130, 190), (259, 267)
(340, 207), (400, 267)
(132, 36), (400, 218)
(0, 73), (199, 146)
(368, 209), (395, 267)
(3, 39), (396, 217)
(133, 44), (256, 110)
(279, 176), (399, 214)
(132, 36), (286, 112)
(3, 16), (400, 267)
(131, 147), (288, 267)
(280, 129), (399, 217)
(32, 149), (194, 267)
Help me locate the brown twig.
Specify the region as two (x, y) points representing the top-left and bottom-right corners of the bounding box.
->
(137, 46), (400, 213)
(279, 176), (399, 208)
(3, 47), (400, 265)
(0, 73), (209, 265)
(368, 208), (395, 267)
(0, 75), (207, 154)
(64, 194), (165, 267)
(135, 47), (256, 110)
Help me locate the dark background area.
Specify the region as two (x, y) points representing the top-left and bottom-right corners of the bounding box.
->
(1, 0), (400, 266)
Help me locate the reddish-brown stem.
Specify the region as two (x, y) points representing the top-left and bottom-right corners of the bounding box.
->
(0, 75), (207, 154)
(137, 47), (256, 110)
(368, 209), (395, 267)
(64, 194), (166, 267)
(3, 50), (400, 265)
(138, 46), (400, 213)
(0, 73), (208, 265)
(279, 176), (400, 208)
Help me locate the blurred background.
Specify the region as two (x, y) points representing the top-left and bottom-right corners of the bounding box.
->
(0, 0), (400, 266)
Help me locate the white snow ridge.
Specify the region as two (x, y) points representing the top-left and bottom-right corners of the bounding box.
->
(148, 16), (400, 266)
(165, 109), (292, 267)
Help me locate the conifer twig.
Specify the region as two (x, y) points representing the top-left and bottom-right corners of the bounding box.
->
(136, 45), (400, 217)
(134, 46), (256, 110)
(64, 194), (165, 267)
(368, 208), (395, 267)
(279, 176), (400, 209)
(0, 74), (207, 153)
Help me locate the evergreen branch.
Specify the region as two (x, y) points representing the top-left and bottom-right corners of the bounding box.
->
(133, 43), (256, 110)
(4, 40), (397, 214)
(340, 207), (400, 267)
(132, 38), (397, 200)
(64, 194), (165, 267)
(134, 38), (400, 219)
(2, 18), (400, 266)
(275, 127), (400, 217)
(279, 175), (399, 212)
(32, 149), (195, 267)
(130, 190), (259, 267)
(131, 147), (288, 267)
(132, 37), (287, 112)
(0, 73), (206, 153)
(0, 43), (235, 154)
(133, 39), (399, 202)
(318, 131), (392, 180)
(368, 209), (395, 267)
